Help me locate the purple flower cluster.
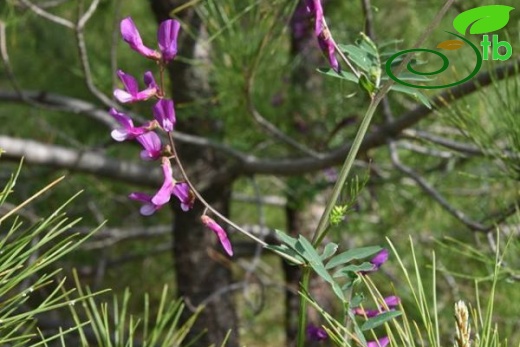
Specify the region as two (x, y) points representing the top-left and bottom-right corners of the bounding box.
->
(304, 0), (340, 72)
(307, 323), (328, 342)
(357, 249), (395, 346)
(110, 17), (233, 256)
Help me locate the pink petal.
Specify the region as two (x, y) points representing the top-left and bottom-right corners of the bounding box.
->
(111, 128), (129, 142)
(114, 89), (134, 103)
(157, 19), (181, 62)
(136, 132), (162, 161)
(201, 216), (233, 256)
(117, 70), (139, 95)
(120, 17), (160, 60)
(367, 337), (390, 347)
(152, 99), (176, 132)
(109, 108), (133, 128)
(151, 158), (175, 205)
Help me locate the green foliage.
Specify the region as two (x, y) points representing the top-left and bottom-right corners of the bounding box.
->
(65, 277), (200, 347)
(319, 33), (432, 107)
(0, 161), (201, 346)
(0, 161), (98, 345)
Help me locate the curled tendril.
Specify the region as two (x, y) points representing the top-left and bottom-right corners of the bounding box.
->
(385, 31), (482, 89)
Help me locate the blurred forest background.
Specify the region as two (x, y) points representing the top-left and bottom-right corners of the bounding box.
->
(0, 0), (519, 346)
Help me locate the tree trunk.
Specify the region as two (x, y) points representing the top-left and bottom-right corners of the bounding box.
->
(149, 1), (239, 345)
(283, 2), (334, 345)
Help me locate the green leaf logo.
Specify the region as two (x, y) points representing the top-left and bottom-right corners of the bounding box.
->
(453, 5), (514, 35)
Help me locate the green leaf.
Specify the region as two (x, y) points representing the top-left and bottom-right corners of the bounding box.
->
(297, 235), (323, 265)
(320, 243), (339, 261)
(389, 84), (432, 109)
(274, 229), (299, 249)
(317, 68), (359, 83)
(325, 246), (382, 269)
(297, 236), (334, 283)
(357, 33), (379, 57)
(453, 5), (514, 35)
(333, 262), (375, 277)
(338, 44), (375, 72)
(360, 310), (402, 331)
(265, 245), (305, 265)
(331, 282), (345, 302)
(350, 292), (365, 308)
(341, 281), (354, 291)
(359, 74), (376, 96)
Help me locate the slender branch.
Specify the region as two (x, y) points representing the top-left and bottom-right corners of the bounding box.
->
(2, 50), (520, 178)
(388, 140), (486, 230)
(74, 0), (116, 108)
(361, 0), (375, 40)
(0, 135), (162, 186)
(402, 129), (520, 159)
(17, 0), (75, 28)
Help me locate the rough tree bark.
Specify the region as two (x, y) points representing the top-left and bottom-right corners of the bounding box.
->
(149, 1), (239, 346)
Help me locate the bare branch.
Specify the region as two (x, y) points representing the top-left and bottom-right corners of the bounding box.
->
(17, 0), (75, 28)
(0, 135), (162, 187)
(1, 58), (519, 180)
(74, 0), (116, 108)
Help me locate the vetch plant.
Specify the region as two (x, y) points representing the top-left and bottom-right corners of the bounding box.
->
(107, 1), (487, 346)
(110, 16), (235, 256)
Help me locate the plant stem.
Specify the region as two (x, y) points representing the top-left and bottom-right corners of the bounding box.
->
(311, 97), (380, 246)
(296, 268), (311, 346)
(296, 96), (381, 347)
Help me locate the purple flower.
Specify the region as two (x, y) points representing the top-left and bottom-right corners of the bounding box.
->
(136, 132), (162, 161)
(353, 296), (400, 318)
(367, 336), (390, 347)
(306, 323), (328, 342)
(201, 215), (233, 256)
(152, 99), (176, 132)
(172, 182), (194, 211)
(151, 157), (176, 206)
(144, 71), (159, 91)
(370, 249), (389, 270)
(114, 70), (158, 103)
(109, 108), (150, 141)
(304, 0), (340, 72)
(120, 17), (161, 60)
(129, 192), (162, 216)
(360, 249), (389, 275)
(318, 32), (340, 73)
(305, 0), (324, 35)
(157, 19), (181, 63)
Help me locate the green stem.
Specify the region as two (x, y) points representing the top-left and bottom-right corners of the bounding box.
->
(311, 97), (380, 246)
(296, 97), (381, 347)
(296, 268), (311, 346)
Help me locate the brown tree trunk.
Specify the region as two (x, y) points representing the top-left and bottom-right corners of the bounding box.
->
(283, 2), (334, 346)
(149, 1), (239, 346)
